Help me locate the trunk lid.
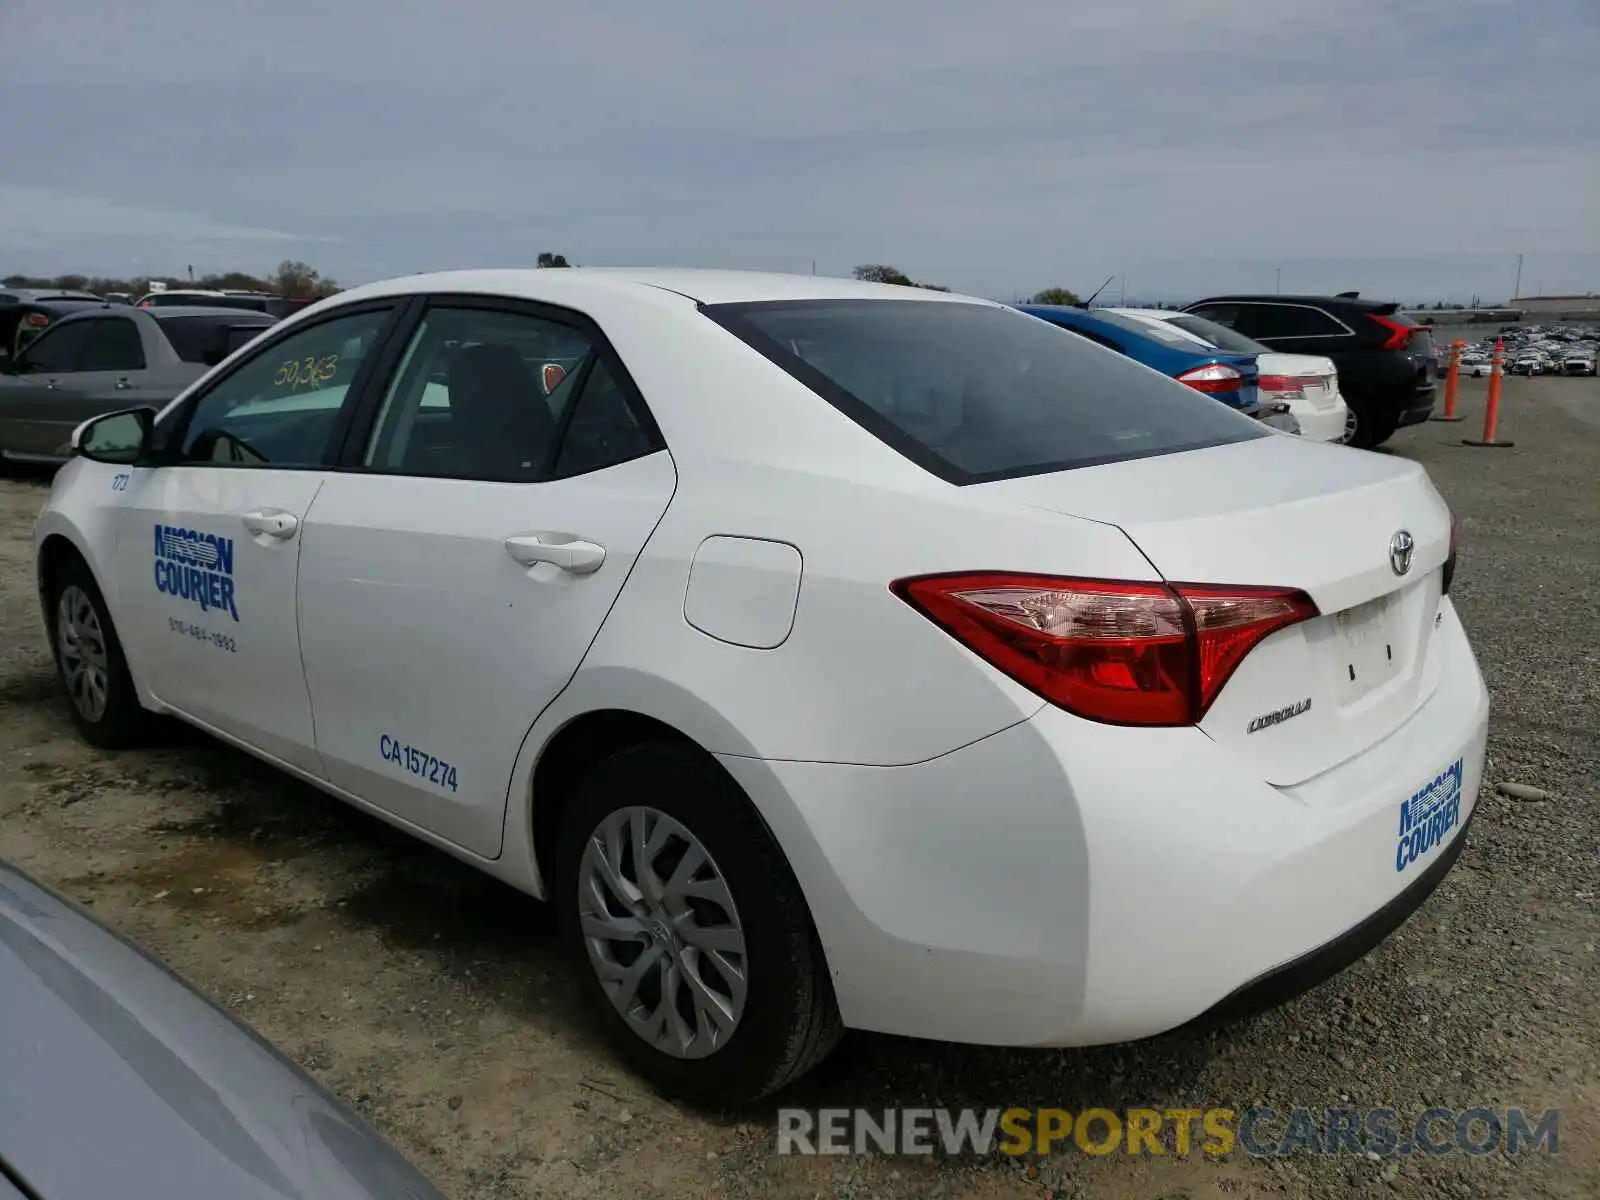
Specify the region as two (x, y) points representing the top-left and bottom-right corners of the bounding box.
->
(977, 435), (1453, 786)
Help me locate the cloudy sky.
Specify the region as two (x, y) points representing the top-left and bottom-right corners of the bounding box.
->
(2, 0), (1595, 302)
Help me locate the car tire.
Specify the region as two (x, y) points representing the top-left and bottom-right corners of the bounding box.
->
(555, 739), (843, 1106)
(46, 555), (156, 748)
(1364, 408), (1399, 448)
(1344, 399), (1376, 448)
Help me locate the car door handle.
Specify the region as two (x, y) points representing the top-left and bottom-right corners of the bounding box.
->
(114, 377), (133, 390)
(504, 533), (606, 575)
(242, 509), (300, 540)
(44, 378), (60, 389)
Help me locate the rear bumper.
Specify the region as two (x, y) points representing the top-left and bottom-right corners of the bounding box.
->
(1397, 387), (1436, 425)
(1178, 802), (1473, 1030)
(730, 599), (1488, 1049)
(1291, 401), (1349, 443)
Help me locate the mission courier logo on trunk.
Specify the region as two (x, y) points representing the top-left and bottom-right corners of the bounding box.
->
(153, 524), (240, 621)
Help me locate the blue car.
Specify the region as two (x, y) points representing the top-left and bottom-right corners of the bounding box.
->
(1017, 304), (1262, 413)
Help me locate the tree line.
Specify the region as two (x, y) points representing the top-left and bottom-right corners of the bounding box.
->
(854, 266), (1085, 306)
(3, 259), (343, 300)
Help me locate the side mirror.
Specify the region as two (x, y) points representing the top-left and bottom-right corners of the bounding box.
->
(73, 407), (156, 465)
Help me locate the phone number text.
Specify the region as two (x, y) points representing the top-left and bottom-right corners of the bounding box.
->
(168, 617), (237, 653)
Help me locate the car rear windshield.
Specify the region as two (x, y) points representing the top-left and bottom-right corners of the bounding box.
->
(157, 314), (272, 363)
(1080, 307), (1207, 349)
(703, 299), (1264, 484)
(1162, 313), (1269, 355)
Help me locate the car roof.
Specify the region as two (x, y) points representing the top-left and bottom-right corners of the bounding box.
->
(1189, 293), (1395, 312)
(148, 305), (278, 320)
(20, 298), (111, 314)
(1106, 307), (1179, 320)
(327, 267), (988, 309)
(1, 290), (103, 305)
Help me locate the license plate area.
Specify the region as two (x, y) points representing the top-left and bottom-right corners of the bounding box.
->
(1335, 594), (1403, 705)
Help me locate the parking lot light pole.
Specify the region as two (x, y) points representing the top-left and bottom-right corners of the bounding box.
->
(1433, 339), (1467, 422)
(1464, 337), (1515, 448)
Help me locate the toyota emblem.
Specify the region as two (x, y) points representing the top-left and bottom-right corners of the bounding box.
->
(1389, 530), (1415, 576)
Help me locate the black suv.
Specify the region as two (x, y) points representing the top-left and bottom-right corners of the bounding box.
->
(1182, 293), (1435, 448)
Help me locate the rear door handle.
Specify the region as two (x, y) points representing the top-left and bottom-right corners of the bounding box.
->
(504, 533), (606, 575)
(242, 509), (299, 540)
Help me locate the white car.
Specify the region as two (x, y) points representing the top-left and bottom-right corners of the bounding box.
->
(34, 269), (1488, 1103)
(1107, 307), (1352, 443)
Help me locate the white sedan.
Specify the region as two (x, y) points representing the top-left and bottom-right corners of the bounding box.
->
(35, 269), (1487, 1103)
(1107, 307), (1353, 443)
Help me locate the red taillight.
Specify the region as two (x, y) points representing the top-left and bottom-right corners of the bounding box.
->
(25, 312), (50, 328)
(1175, 363), (1242, 395)
(1368, 313), (1413, 351)
(1258, 374), (1321, 398)
(891, 573), (1318, 727)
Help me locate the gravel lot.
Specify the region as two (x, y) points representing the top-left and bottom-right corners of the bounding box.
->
(1, 375), (1596, 1200)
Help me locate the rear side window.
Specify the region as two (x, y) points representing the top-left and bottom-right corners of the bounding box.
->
(78, 316), (147, 371)
(1082, 309), (1201, 350)
(704, 300), (1263, 484)
(362, 305), (662, 482)
(1164, 313), (1269, 355)
(159, 315), (273, 364)
(1245, 305), (1349, 339)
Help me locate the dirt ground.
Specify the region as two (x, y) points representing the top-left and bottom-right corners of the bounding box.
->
(2, 374), (1597, 1200)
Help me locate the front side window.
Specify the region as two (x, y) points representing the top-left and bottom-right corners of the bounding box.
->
(174, 307), (391, 466)
(78, 317), (147, 371)
(17, 321), (92, 373)
(705, 300), (1263, 484)
(363, 305), (660, 481)
(1186, 303), (1245, 333)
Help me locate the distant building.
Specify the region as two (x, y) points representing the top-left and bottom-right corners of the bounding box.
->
(1512, 294), (1600, 315)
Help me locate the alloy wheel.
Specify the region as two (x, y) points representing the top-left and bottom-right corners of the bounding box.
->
(56, 584), (110, 722)
(1342, 406), (1359, 445)
(577, 806), (748, 1059)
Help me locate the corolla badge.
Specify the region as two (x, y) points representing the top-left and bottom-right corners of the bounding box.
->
(1247, 697), (1312, 734)
(1389, 529), (1415, 577)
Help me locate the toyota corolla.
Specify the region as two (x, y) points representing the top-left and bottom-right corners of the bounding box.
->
(33, 268), (1487, 1104)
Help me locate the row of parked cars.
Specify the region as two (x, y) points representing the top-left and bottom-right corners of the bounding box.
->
(0, 282), (1439, 468)
(0, 291), (281, 467)
(1455, 323), (1598, 377)
(0, 287), (313, 360)
(1024, 291), (1441, 449)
